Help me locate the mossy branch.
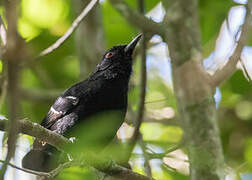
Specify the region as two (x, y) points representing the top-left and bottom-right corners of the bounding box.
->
(0, 118), (153, 180)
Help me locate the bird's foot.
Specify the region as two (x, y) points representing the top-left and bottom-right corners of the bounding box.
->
(41, 141), (47, 146)
(69, 137), (76, 143)
(67, 154), (73, 161)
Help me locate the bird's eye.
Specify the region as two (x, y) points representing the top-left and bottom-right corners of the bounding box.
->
(105, 52), (115, 59)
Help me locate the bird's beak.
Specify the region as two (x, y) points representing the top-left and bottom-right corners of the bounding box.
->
(124, 34), (142, 54)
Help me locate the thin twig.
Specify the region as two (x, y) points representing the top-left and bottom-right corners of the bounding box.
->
(38, 0), (98, 57)
(134, 0), (147, 136)
(211, 4), (251, 88)
(139, 134), (152, 177)
(147, 140), (183, 159)
(137, 3), (151, 176)
(0, 159), (50, 177)
(47, 161), (80, 179)
(162, 163), (177, 172)
(123, 0), (148, 164)
(145, 98), (168, 104)
(235, 162), (248, 172)
(0, 159), (80, 179)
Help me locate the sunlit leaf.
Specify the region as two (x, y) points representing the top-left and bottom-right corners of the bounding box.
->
(244, 138), (252, 169)
(0, 61), (2, 73)
(125, 0), (160, 12)
(18, 18), (41, 41)
(235, 101), (252, 120)
(21, 0), (69, 29)
(199, 0), (235, 44)
(141, 123), (183, 143)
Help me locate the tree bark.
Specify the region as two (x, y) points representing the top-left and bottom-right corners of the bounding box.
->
(163, 0), (225, 179)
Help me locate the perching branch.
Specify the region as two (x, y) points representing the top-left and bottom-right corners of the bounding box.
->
(0, 118), (153, 180)
(211, 4), (251, 88)
(0, 118), (70, 150)
(47, 155), (154, 180)
(38, 0), (98, 57)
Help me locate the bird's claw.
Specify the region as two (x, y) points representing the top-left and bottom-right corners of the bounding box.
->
(41, 141), (47, 146)
(67, 154), (73, 161)
(69, 137), (76, 143)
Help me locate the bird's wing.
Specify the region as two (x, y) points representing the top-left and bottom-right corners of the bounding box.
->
(41, 95), (79, 129)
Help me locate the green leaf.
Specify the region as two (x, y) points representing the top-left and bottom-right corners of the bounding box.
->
(199, 0), (235, 44)
(220, 71), (252, 108)
(102, 1), (137, 48)
(141, 123), (183, 143)
(56, 166), (98, 180)
(245, 138), (252, 169)
(125, 0), (161, 12)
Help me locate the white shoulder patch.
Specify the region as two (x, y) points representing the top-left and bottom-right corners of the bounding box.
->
(65, 96), (77, 100)
(65, 96), (79, 105)
(50, 107), (61, 114)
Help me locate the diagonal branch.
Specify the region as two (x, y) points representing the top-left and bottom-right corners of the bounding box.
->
(0, 160), (50, 177)
(109, 0), (164, 37)
(38, 0), (98, 57)
(0, 118), (153, 180)
(0, 118), (70, 150)
(211, 5), (251, 88)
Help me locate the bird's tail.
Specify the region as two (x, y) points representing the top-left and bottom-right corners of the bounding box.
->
(22, 144), (59, 172)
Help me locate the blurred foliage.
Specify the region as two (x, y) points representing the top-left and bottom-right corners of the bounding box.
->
(141, 123), (182, 143)
(199, 0), (236, 45)
(56, 166), (98, 180)
(0, 0), (251, 179)
(102, 1), (137, 47)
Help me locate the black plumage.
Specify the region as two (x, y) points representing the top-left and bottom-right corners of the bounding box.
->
(22, 34), (141, 172)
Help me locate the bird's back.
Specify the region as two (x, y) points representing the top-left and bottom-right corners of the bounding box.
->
(22, 73), (129, 172)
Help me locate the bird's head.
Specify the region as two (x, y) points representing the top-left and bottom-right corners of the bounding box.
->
(97, 34), (142, 71)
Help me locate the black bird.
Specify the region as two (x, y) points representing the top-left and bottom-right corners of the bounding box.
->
(22, 34), (142, 172)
